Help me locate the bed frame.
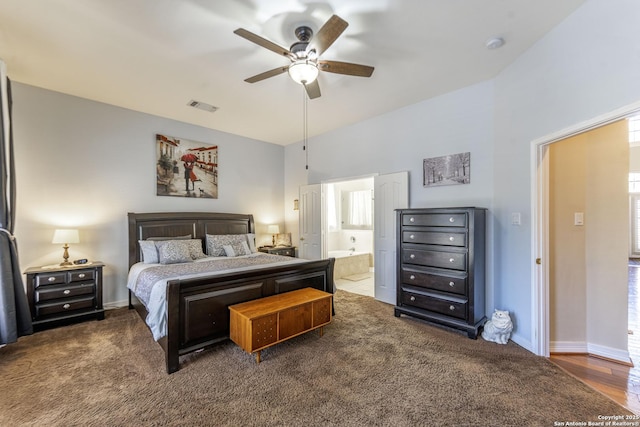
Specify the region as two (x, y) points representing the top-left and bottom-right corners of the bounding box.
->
(127, 212), (335, 374)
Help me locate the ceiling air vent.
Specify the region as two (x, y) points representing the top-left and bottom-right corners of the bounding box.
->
(187, 100), (218, 113)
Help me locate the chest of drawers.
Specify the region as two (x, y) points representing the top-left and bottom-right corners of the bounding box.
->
(25, 262), (105, 330)
(394, 208), (486, 338)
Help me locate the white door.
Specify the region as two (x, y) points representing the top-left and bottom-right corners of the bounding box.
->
(374, 172), (409, 304)
(299, 184), (322, 260)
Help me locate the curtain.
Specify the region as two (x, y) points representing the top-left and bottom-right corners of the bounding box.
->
(0, 59), (32, 344)
(348, 190), (372, 227)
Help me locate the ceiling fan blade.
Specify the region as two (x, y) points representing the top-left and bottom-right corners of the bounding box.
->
(234, 28), (293, 59)
(307, 15), (348, 56)
(304, 80), (321, 99)
(244, 66), (289, 83)
(318, 60), (374, 77)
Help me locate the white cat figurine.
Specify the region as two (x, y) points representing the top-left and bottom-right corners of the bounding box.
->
(481, 309), (513, 344)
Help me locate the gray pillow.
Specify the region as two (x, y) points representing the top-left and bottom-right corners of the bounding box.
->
(156, 240), (193, 264)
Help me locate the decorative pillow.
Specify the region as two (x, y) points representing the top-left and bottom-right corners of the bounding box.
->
(139, 240), (159, 264)
(245, 233), (257, 253)
(156, 240), (193, 264)
(206, 234), (249, 257)
(223, 241), (252, 257)
(184, 239), (207, 260)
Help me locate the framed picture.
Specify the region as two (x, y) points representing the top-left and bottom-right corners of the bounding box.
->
(156, 134), (219, 198)
(423, 152), (470, 187)
(275, 233), (292, 247)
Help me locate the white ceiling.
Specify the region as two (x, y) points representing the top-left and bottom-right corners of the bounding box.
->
(0, 0), (585, 145)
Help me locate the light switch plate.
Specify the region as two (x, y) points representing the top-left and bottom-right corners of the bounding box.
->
(574, 212), (584, 226)
(511, 212), (521, 226)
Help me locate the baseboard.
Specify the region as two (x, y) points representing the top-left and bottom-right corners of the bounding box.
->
(104, 299), (128, 310)
(551, 340), (632, 365)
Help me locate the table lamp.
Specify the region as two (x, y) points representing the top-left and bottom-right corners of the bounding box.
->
(52, 229), (79, 266)
(267, 225), (280, 246)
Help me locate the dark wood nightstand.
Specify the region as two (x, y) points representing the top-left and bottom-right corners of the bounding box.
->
(24, 262), (105, 331)
(258, 246), (297, 257)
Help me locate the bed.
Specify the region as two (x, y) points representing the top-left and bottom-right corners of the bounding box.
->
(127, 212), (335, 374)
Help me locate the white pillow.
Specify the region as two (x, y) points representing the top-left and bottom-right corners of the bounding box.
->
(156, 240), (193, 264)
(139, 240), (159, 264)
(245, 233), (257, 253)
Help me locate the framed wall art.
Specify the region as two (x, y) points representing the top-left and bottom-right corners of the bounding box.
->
(156, 134), (218, 198)
(423, 152), (470, 187)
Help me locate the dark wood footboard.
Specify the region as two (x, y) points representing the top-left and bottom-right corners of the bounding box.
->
(163, 258), (334, 373)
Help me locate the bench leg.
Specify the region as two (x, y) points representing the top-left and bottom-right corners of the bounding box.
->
(255, 351), (261, 364)
(319, 326), (324, 337)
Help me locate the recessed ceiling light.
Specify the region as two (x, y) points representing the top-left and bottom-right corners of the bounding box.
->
(486, 37), (505, 50)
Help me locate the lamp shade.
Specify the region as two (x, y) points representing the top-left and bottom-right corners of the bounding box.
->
(288, 60), (319, 85)
(267, 225), (280, 235)
(52, 229), (79, 244)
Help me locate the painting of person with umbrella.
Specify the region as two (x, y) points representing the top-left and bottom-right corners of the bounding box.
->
(181, 153), (198, 192)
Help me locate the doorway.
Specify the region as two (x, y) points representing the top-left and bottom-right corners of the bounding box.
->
(323, 177), (375, 298)
(532, 101), (640, 360)
(299, 172), (408, 304)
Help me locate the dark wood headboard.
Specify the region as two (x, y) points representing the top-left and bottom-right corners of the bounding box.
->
(127, 212), (255, 268)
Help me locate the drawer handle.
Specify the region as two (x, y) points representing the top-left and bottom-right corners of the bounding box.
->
(409, 234), (415, 240)
(409, 217), (415, 222)
(48, 277), (56, 282)
(410, 296), (416, 301)
(78, 273), (86, 278)
(63, 303), (71, 310)
(409, 254), (415, 259)
(449, 236), (454, 241)
(449, 281), (455, 287)
(449, 258), (455, 263)
(449, 217), (455, 223)
(409, 275), (415, 280)
(63, 289), (71, 295)
(449, 305), (455, 311)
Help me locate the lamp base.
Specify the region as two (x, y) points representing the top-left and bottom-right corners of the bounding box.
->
(59, 261), (73, 266)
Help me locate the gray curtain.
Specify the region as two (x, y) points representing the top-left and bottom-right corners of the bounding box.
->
(0, 62), (32, 344)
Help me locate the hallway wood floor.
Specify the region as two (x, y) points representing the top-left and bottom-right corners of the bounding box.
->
(549, 261), (640, 415)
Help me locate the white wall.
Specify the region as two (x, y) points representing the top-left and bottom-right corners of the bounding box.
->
(12, 83), (285, 307)
(493, 0), (640, 351)
(284, 79), (496, 307)
(285, 0), (640, 355)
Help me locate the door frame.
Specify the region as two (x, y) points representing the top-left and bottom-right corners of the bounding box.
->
(531, 100), (640, 357)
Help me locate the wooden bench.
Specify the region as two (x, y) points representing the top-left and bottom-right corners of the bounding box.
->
(228, 288), (332, 363)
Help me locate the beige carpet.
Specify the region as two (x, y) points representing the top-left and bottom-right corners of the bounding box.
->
(0, 290), (630, 426)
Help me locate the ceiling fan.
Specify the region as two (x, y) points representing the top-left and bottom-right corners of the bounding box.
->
(234, 15), (374, 99)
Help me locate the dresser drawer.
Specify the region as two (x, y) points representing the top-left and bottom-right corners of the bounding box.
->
(35, 296), (96, 318)
(401, 269), (466, 295)
(273, 247), (295, 257)
(402, 213), (467, 228)
(35, 272), (67, 287)
(400, 290), (467, 320)
(402, 230), (466, 247)
(70, 270), (95, 282)
(402, 248), (466, 270)
(35, 282), (95, 303)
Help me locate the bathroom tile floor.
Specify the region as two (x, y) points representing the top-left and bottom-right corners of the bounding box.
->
(335, 271), (374, 297)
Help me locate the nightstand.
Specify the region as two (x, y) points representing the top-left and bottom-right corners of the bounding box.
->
(258, 246), (297, 257)
(24, 262), (105, 331)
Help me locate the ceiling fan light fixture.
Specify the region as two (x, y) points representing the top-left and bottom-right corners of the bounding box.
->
(288, 59), (319, 85)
